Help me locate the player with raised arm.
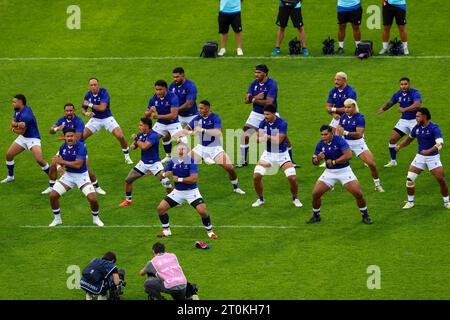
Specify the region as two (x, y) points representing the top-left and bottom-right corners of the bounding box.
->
(2, 94), (50, 185)
(309, 125), (373, 224)
(155, 143), (218, 239)
(145, 80), (187, 163)
(118, 118), (173, 207)
(82, 78), (133, 165)
(237, 64), (298, 168)
(252, 105), (302, 208)
(48, 129), (104, 227)
(42, 103), (106, 195)
(394, 108), (449, 210)
(378, 77), (422, 167)
(175, 100), (245, 194)
(335, 99), (385, 192)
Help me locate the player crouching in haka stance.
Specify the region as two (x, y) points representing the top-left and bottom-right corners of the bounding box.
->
(394, 108), (450, 210)
(252, 105), (302, 208)
(309, 125), (373, 225)
(48, 129), (104, 227)
(335, 98), (385, 192)
(174, 100), (245, 195)
(118, 118), (173, 207)
(155, 142), (218, 239)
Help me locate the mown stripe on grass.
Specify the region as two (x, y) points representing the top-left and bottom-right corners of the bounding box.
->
(1, 55), (450, 61)
(20, 224), (300, 229)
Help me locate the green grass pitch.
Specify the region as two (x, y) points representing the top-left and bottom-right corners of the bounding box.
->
(0, 1), (449, 299)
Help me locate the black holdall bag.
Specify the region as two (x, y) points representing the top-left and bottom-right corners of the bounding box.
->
(389, 37), (404, 56)
(322, 36), (335, 55)
(289, 37), (301, 55)
(355, 40), (373, 58)
(200, 41), (218, 58)
(281, 0), (301, 7)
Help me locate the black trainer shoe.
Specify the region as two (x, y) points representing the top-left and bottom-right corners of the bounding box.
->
(337, 47), (344, 55)
(362, 214), (373, 225)
(307, 215), (321, 224)
(234, 161), (248, 168)
(292, 162), (301, 168)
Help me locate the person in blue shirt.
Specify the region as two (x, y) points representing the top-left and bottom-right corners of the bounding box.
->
(48, 129), (104, 227)
(82, 78), (133, 165)
(168, 67), (199, 127)
(336, 0), (363, 54)
(2, 94), (50, 185)
(335, 99), (385, 192)
(252, 105), (302, 208)
(175, 100), (245, 195)
(218, 0), (243, 56)
(379, 0), (408, 55)
(378, 77), (422, 167)
(80, 251), (122, 300)
(118, 118), (173, 207)
(395, 108), (449, 210)
(310, 125), (373, 224)
(41, 103), (106, 195)
(146, 79), (187, 164)
(237, 64), (298, 168)
(326, 71), (357, 130)
(272, 0), (309, 56)
(155, 142), (218, 239)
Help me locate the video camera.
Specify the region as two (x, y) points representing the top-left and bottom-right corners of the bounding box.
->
(108, 268), (126, 300)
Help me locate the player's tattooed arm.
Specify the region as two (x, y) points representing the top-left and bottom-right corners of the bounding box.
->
(130, 134), (138, 150)
(174, 126), (192, 139)
(144, 106), (154, 118)
(136, 140), (151, 151)
(155, 107), (178, 120)
(395, 136), (415, 152)
(53, 156), (84, 170)
(267, 133), (286, 145)
(161, 170), (173, 178)
(50, 123), (65, 134)
(399, 101), (422, 113)
(327, 149), (352, 167)
(11, 120), (26, 134)
(312, 152), (325, 166)
(327, 103), (344, 115)
(191, 126), (221, 137)
(256, 129), (268, 143)
(336, 126), (364, 139)
(92, 102), (107, 112)
(252, 93), (272, 107)
(175, 173), (198, 184)
(178, 100), (194, 112)
(378, 101), (394, 114)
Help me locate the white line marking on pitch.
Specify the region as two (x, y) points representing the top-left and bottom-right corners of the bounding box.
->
(20, 224), (300, 229)
(0, 55), (449, 61)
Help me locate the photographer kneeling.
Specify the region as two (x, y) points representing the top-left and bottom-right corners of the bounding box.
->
(140, 242), (187, 300)
(80, 251), (125, 300)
